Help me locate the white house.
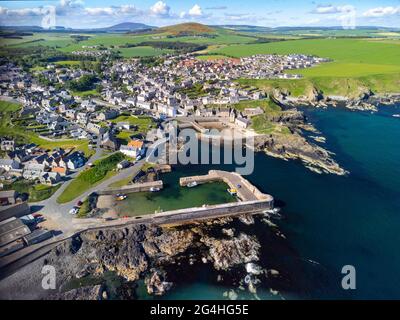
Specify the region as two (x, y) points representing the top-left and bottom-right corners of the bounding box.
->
(235, 117), (251, 129)
(0, 159), (20, 171)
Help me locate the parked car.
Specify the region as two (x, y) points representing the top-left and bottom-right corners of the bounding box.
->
(69, 207), (79, 215)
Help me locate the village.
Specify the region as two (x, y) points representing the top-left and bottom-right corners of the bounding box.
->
(0, 51), (325, 258)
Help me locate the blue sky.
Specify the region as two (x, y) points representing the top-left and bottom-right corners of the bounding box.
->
(0, 0), (399, 28)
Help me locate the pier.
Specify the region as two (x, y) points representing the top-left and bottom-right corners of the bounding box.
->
(180, 170), (272, 202)
(98, 180), (163, 195)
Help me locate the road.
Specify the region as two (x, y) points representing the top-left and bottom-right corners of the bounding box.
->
(33, 137), (168, 233)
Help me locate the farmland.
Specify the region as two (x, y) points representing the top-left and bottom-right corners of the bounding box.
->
(1, 25), (399, 96)
(211, 38), (400, 97)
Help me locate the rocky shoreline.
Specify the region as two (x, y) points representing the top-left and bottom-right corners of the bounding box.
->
(256, 108), (347, 175)
(274, 88), (400, 113)
(253, 91), (400, 175)
(0, 213), (313, 300)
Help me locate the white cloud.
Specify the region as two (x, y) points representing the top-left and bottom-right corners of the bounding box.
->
(84, 7), (114, 15)
(363, 6), (400, 17)
(83, 5), (141, 16)
(150, 1), (170, 17)
(312, 4), (354, 14)
(3, 7), (47, 16)
(119, 5), (138, 14)
(188, 4), (203, 17)
(59, 0), (84, 9)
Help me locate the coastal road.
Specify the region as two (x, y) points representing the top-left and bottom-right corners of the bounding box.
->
(32, 136), (166, 233)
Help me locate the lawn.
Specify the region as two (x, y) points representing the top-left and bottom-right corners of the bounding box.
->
(230, 98), (282, 113)
(111, 114), (156, 133)
(0, 100), (21, 112)
(71, 89), (99, 98)
(57, 152), (125, 203)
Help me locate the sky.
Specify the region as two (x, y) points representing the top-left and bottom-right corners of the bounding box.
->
(0, 0), (399, 28)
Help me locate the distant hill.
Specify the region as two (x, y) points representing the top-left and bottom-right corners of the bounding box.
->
(0, 22), (155, 33)
(158, 23), (215, 35)
(215, 25), (272, 33)
(98, 22), (155, 32)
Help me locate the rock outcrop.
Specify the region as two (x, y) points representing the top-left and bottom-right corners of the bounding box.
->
(254, 133), (346, 175)
(145, 269), (173, 296)
(201, 233), (261, 270)
(48, 285), (105, 300)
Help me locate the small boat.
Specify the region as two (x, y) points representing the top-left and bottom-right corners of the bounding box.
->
(263, 208), (280, 215)
(116, 194), (127, 201)
(227, 188), (237, 196)
(187, 181), (198, 188)
(393, 114), (400, 118)
(150, 187), (160, 192)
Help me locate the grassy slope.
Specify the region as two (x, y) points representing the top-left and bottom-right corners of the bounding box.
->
(213, 38), (400, 96)
(0, 101), (94, 157)
(57, 152), (125, 203)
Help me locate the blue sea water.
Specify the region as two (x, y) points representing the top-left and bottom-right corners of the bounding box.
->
(151, 104), (400, 300)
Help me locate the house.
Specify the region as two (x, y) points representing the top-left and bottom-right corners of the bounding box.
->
(128, 139), (144, 151)
(9, 149), (31, 163)
(51, 166), (69, 176)
(101, 131), (119, 151)
(158, 104), (176, 118)
(0, 159), (20, 171)
(23, 229), (53, 246)
(120, 145), (140, 158)
(23, 143), (38, 154)
(235, 117), (251, 129)
(0, 190), (17, 206)
(0, 140), (15, 152)
(216, 108), (230, 118)
(243, 107), (264, 117)
(39, 172), (61, 186)
(65, 151), (86, 170)
(22, 163), (46, 180)
(97, 110), (119, 121)
(31, 154), (49, 165)
(87, 122), (105, 136)
(120, 139), (144, 158)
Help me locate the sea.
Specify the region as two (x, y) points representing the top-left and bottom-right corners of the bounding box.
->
(118, 104), (400, 300)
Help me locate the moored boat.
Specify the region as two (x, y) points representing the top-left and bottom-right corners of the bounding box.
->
(187, 181), (198, 188)
(116, 194), (127, 201)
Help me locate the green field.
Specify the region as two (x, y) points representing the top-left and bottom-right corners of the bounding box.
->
(118, 46), (173, 57)
(57, 152), (125, 203)
(110, 114), (155, 132)
(2, 28), (400, 97)
(212, 38), (400, 76)
(210, 38), (400, 97)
